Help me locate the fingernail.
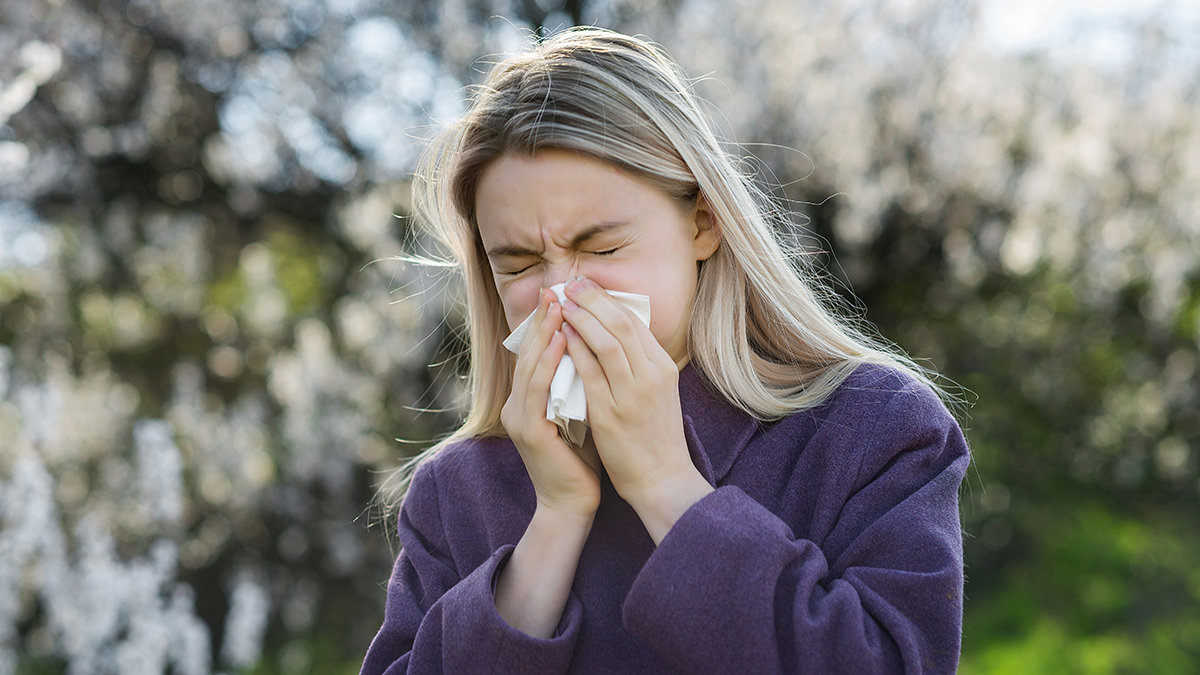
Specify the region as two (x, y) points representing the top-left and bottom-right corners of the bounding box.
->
(563, 323), (577, 337)
(566, 280), (584, 294)
(563, 300), (579, 312)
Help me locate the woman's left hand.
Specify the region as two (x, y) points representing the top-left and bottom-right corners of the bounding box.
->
(561, 278), (714, 544)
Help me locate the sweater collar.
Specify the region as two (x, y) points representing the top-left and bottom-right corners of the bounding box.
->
(677, 363), (760, 485)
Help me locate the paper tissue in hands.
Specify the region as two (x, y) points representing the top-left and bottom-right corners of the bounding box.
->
(501, 282), (651, 446)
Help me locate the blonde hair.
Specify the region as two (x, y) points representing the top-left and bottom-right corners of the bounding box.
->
(378, 27), (946, 507)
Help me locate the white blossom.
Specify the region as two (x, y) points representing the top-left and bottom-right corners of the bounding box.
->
(0, 41), (62, 126)
(135, 420), (184, 524)
(0, 453), (66, 675)
(220, 575), (270, 669)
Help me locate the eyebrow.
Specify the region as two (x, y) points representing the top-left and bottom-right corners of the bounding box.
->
(485, 221), (630, 258)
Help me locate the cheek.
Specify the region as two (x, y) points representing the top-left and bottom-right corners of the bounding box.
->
(496, 276), (544, 330)
(644, 267), (699, 344)
(647, 298), (685, 338)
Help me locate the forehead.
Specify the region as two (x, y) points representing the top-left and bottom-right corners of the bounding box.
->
(475, 151), (650, 244)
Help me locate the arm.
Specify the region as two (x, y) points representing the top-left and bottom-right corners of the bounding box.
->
(361, 290), (603, 674)
(495, 506), (593, 638)
(559, 279), (965, 671)
(494, 290), (602, 637)
(359, 460), (584, 675)
(622, 382), (968, 675)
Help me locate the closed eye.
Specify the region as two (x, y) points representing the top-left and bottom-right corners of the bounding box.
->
(500, 264), (535, 276)
(591, 247), (620, 256)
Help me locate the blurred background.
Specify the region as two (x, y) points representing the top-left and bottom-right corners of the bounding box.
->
(1, 0), (1198, 673)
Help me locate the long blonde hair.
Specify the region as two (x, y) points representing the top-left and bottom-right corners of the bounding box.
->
(378, 27), (946, 507)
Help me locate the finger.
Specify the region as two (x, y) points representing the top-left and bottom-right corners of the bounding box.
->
(526, 319), (568, 408)
(573, 279), (670, 376)
(517, 288), (560, 358)
(563, 322), (616, 411)
(516, 301), (566, 415)
(503, 318), (567, 441)
(564, 279), (649, 357)
(562, 301), (637, 389)
(513, 289), (561, 382)
(561, 280), (645, 381)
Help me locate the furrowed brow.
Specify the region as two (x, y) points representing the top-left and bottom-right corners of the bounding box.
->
(485, 221), (630, 259)
(568, 221), (629, 247)
(485, 243), (538, 259)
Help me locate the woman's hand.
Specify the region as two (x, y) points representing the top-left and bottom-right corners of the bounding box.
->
(561, 278), (714, 544)
(497, 289), (602, 638)
(502, 288), (602, 519)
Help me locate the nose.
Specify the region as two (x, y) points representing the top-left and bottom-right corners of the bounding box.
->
(541, 260), (580, 291)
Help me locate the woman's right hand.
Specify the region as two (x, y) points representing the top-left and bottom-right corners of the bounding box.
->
(502, 288), (602, 519)
(497, 289), (600, 637)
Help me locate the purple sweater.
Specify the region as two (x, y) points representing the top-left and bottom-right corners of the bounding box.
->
(361, 364), (968, 674)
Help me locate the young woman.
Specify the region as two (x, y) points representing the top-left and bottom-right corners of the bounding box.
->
(362, 27), (968, 675)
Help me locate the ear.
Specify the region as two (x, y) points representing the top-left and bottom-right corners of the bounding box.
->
(691, 196), (721, 262)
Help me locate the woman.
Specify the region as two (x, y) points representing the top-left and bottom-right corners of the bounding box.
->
(362, 27), (967, 674)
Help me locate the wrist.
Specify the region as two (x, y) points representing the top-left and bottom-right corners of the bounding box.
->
(531, 502), (596, 538)
(496, 505), (594, 638)
(626, 470), (714, 546)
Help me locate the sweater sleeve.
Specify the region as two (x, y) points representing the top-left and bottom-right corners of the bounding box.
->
(622, 381), (967, 675)
(360, 460), (583, 675)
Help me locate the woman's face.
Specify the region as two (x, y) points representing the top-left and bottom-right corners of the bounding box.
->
(475, 149), (719, 367)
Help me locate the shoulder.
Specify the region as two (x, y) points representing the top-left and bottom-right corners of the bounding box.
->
(822, 363), (968, 488)
(419, 434), (520, 473)
(768, 362), (965, 486)
(826, 361), (942, 408)
(408, 434), (527, 502)
(713, 363), (966, 546)
(808, 362), (956, 434)
(401, 434), (534, 545)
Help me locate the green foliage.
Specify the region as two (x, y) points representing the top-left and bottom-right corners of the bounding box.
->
(960, 504), (1200, 674)
(265, 228), (330, 318)
(15, 656), (66, 675)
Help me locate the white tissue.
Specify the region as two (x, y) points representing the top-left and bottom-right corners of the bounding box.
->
(501, 282), (651, 446)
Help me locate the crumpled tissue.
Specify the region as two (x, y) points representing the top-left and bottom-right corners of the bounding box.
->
(501, 282), (651, 446)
